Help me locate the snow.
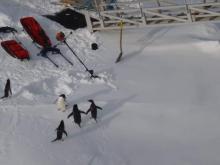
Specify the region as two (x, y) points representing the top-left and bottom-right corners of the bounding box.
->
(1, 0), (220, 165)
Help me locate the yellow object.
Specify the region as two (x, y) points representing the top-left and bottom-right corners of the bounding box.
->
(118, 20), (124, 28)
(115, 20), (123, 63)
(60, 0), (79, 5)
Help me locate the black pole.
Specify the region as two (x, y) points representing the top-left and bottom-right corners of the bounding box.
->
(63, 40), (89, 71)
(45, 55), (59, 68)
(115, 21), (123, 63)
(59, 52), (74, 66)
(63, 40), (99, 78)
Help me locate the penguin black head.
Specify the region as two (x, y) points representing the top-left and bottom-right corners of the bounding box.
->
(73, 104), (78, 109)
(60, 94), (66, 99)
(59, 120), (65, 129)
(88, 99), (94, 103)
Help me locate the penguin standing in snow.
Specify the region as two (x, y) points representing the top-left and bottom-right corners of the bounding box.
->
(56, 94), (67, 112)
(52, 120), (68, 142)
(0, 26), (17, 34)
(1, 79), (12, 99)
(86, 100), (102, 122)
(67, 104), (86, 128)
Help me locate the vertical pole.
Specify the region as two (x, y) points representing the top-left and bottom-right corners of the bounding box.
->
(94, 0), (104, 29)
(115, 21), (123, 63)
(83, 10), (93, 32)
(139, 2), (146, 26)
(156, 0), (160, 6)
(119, 22), (122, 55)
(186, 4), (193, 22)
(94, 0), (99, 10)
(156, 0), (161, 13)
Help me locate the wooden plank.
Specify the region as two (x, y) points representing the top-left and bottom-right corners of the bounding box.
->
(101, 13), (141, 25)
(190, 2), (220, 8)
(82, 1), (220, 31)
(143, 10), (187, 22)
(189, 7), (220, 16)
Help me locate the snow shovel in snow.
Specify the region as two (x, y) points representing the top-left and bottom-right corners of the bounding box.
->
(56, 32), (100, 79)
(115, 21), (124, 63)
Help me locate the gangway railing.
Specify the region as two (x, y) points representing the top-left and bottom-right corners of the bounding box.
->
(80, 1), (220, 32)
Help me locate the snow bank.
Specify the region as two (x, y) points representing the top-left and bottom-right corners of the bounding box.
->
(0, 13), (11, 26)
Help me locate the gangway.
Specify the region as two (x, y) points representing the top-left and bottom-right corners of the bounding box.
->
(78, 1), (220, 32)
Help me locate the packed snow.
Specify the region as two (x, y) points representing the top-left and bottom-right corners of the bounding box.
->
(1, 0), (220, 165)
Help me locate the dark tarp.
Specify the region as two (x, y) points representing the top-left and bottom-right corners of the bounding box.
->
(44, 8), (96, 30)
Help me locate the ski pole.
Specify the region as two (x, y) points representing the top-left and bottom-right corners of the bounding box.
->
(63, 40), (88, 69)
(63, 40), (96, 77)
(55, 31), (99, 78)
(44, 55), (59, 68)
(49, 46), (73, 66)
(59, 52), (74, 66)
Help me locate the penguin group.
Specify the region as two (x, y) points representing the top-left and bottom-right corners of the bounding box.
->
(0, 79), (103, 143)
(53, 96), (103, 142)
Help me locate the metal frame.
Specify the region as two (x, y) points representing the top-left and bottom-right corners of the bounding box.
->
(80, 1), (220, 32)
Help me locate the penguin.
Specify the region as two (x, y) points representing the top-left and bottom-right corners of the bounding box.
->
(56, 94), (67, 112)
(1, 79), (12, 99)
(0, 26), (17, 34)
(52, 120), (68, 142)
(86, 100), (102, 122)
(67, 104), (86, 128)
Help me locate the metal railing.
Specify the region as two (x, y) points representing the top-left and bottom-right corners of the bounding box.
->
(80, 1), (220, 31)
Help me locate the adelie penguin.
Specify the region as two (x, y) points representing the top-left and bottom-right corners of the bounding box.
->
(67, 104), (86, 128)
(51, 120), (68, 142)
(56, 94), (67, 112)
(86, 100), (103, 122)
(1, 79), (12, 99)
(0, 26), (17, 34)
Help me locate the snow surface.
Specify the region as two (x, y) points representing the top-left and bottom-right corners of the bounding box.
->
(1, 0), (220, 165)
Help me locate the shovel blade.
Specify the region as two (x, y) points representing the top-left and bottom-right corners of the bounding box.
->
(115, 52), (123, 63)
(88, 70), (94, 75)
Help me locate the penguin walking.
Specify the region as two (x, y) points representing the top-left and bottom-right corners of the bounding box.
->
(52, 120), (68, 142)
(1, 79), (12, 99)
(86, 100), (102, 122)
(56, 94), (67, 112)
(67, 104), (86, 128)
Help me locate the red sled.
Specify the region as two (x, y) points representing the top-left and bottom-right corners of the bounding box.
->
(20, 17), (52, 48)
(1, 40), (30, 60)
